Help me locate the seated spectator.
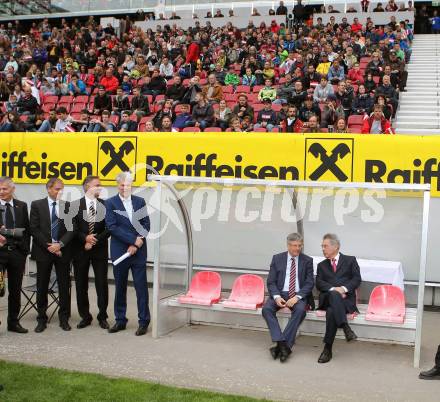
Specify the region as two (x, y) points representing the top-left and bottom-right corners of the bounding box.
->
(68, 74), (87, 96)
(142, 120), (155, 132)
(241, 115), (254, 132)
(313, 76), (334, 103)
(118, 111), (138, 132)
(133, 55), (149, 78)
(335, 81), (353, 119)
(351, 18), (363, 34)
(385, 0), (398, 11)
(229, 116), (243, 132)
(335, 117), (348, 133)
(141, 69), (167, 99)
(173, 104), (193, 130)
(262, 61), (276, 82)
(121, 75), (133, 94)
(304, 65), (321, 89)
(343, 47), (358, 72)
(113, 87), (131, 116)
(159, 57), (174, 80)
(215, 99), (232, 131)
(54, 107), (74, 132)
(302, 115), (320, 133)
(166, 75), (186, 106)
(17, 86), (39, 116)
(276, 100), (289, 123)
(299, 95), (322, 122)
(153, 99), (174, 130)
(288, 81), (307, 109)
(375, 75), (398, 117)
(280, 105), (303, 133)
(364, 73), (377, 94)
(202, 74), (224, 103)
(275, 73), (295, 104)
(232, 94), (254, 123)
(241, 67), (257, 88)
(366, 53), (383, 77)
(71, 109), (93, 132)
(41, 77), (57, 96)
(131, 87), (150, 118)
(0, 112), (24, 132)
(183, 76), (203, 106)
(224, 65), (240, 88)
(100, 69), (119, 94)
(388, 50), (408, 91)
(190, 93), (215, 130)
(214, 9), (224, 18)
(320, 95), (345, 129)
(38, 109), (58, 132)
(362, 105), (393, 134)
(93, 85), (112, 115)
(254, 98), (278, 131)
(214, 63), (227, 85)
(258, 79), (277, 103)
(375, 94), (393, 120)
(373, 2), (385, 11)
(352, 84), (374, 115)
(316, 53), (331, 77)
(347, 63), (364, 85)
(159, 116), (178, 132)
(89, 110), (116, 132)
(328, 59), (345, 84)
(5, 94), (18, 113)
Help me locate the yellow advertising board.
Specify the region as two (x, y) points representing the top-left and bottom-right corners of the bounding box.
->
(1, 132), (439, 195)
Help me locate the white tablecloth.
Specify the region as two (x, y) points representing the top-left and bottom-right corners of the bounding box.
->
(312, 256), (404, 290)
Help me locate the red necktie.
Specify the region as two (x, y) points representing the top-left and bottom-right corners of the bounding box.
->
(331, 258), (337, 273)
(288, 257), (297, 298)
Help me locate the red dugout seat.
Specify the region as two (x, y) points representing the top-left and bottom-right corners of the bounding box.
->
(365, 285), (405, 324)
(223, 274), (264, 310)
(204, 127), (222, 132)
(177, 271), (221, 306)
(347, 114), (364, 127)
(182, 126), (201, 132)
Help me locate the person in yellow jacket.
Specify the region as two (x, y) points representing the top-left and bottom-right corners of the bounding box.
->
(316, 53), (331, 77)
(258, 78), (277, 102)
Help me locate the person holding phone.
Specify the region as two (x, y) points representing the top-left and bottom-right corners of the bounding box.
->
(262, 233), (314, 363)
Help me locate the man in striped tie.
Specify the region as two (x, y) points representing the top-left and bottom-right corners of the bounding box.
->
(72, 176), (110, 330)
(262, 233), (314, 363)
(316, 233), (362, 363)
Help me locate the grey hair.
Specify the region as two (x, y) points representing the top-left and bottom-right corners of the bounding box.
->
(0, 176), (14, 187)
(287, 233), (303, 243)
(323, 233), (340, 247)
(115, 171), (133, 184)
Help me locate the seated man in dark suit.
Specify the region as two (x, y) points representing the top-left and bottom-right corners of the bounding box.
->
(316, 233), (362, 363)
(262, 233), (314, 363)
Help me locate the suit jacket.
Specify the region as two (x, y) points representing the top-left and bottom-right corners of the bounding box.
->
(29, 198), (75, 262)
(0, 199), (30, 255)
(316, 253), (362, 313)
(71, 197), (109, 260)
(267, 252), (315, 309)
(105, 194), (150, 264)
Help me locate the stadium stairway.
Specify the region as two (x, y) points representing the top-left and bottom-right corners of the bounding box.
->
(394, 34), (440, 135)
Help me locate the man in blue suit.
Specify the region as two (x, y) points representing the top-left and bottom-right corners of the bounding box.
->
(262, 233), (314, 363)
(105, 172), (150, 336)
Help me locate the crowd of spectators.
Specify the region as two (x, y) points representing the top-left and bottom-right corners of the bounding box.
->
(0, 1), (416, 134)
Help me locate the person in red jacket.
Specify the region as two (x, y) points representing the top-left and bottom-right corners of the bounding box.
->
(99, 69), (119, 94)
(347, 63), (364, 84)
(361, 105), (393, 134)
(351, 18), (363, 33)
(185, 38), (200, 64)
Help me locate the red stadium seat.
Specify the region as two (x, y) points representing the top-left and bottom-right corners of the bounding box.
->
(223, 274), (264, 310)
(272, 104), (282, 112)
(373, 76), (380, 84)
(71, 103), (87, 113)
(110, 115), (119, 125)
(155, 94), (165, 103)
(222, 85), (234, 94)
(252, 85), (264, 93)
(224, 93), (236, 102)
(177, 271), (221, 306)
(253, 104), (265, 112)
(271, 127), (280, 132)
(235, 85), (250, 94)
(182, 126), (201, 132)
(43, 95), (58, 104)
(349, 126), (362, 133)
(366, 285), (405, 324)
(59, 95), (74, 104)
(41, 103), (56, 113)
(75, 95), (89, 104)
(57, 102), (71, 112)
(347, 114), (365, 127)
(254, 127), (267, 132)
(204, 127), (222, 132)
(175, 104), (190, 114)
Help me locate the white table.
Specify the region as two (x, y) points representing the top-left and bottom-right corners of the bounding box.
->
(312, 256), (404, 290)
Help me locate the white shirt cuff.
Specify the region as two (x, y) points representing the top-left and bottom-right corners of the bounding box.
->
(342, 286), (348, 293)
(274, 295), (281, 300)
(296, 295), (302, 300)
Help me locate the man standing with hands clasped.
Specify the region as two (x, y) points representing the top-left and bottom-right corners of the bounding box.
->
(262, 233), (314, 362)
(105, 172), (150, 336)
(316, 233), (361, 363)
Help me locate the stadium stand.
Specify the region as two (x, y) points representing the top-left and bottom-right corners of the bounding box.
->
(0, 3), (421, 133)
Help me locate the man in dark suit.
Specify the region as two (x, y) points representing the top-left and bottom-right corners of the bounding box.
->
(30, 178), (76, 333)
(262, 233), (314, 362)
(316, 233), (362, 363)
(72, 175), (109, 330)
(0, 176), (30, 333)
(105, 172), (150, 336)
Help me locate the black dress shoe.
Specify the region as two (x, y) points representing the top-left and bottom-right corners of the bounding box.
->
(135, 325), (148, 336)
(108, 323), (126, 333)
(99, 320), (110, 330)
(419, 367), (440, 380)
(279, 344), (292, 363)
(8, 323), (29, 334)
(270, 346), (280, 360)
(318, 348), (332, 363)
(60, 321), (72, 331)
(343, 325), (358, 342)
(77, 319), (92, 329)
(35, 322), (47, 333)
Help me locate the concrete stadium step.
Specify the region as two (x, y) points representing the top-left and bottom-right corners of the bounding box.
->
(397, 116), (440, 123)
(394, 128), (440, 135)
(405, 89), (440, 94)
(396, 109), (440, 116)
(395, 122), (440, 129)
(399, 94), (440, 99)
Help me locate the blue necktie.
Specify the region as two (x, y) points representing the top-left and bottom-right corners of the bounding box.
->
(51, 201), (58, 241)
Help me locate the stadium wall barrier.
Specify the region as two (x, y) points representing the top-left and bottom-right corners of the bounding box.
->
(313, 11), (414, 25)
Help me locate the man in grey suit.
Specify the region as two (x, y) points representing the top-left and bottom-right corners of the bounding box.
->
(262, 233), (314, 363)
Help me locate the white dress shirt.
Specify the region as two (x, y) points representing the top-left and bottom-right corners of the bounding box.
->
(0, 198), (14, 225)
(85, 195), (97, 222)
(329, 253), (348, 293)
(119, 194), (133, 222)
(274, 253), (301, 300)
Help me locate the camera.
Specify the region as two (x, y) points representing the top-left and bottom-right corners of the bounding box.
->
(0, 227), (25, 239)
